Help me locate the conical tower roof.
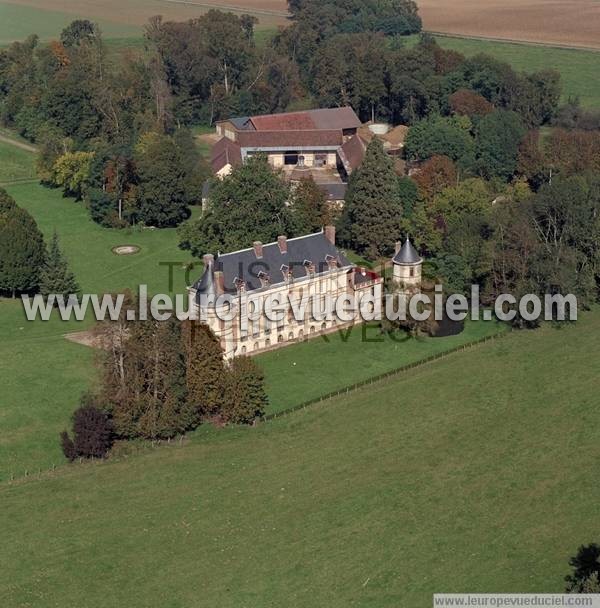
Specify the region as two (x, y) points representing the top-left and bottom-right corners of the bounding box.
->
(392, 237), (422, 265)
(193, 256), (217, 299)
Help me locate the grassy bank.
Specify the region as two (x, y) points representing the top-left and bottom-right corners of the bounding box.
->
(2, 311), (599, 606)
(258, 320), (506, 414)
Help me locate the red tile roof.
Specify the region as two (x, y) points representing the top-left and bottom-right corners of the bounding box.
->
(236, 130), (343, 148)
(211, 137), (242, 173)
(248, 107), (361, 131)
(337, 134), (367, 173)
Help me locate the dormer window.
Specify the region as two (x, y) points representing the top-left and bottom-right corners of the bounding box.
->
(303, 259), (315, 276)
(281, 264), (293, 283)
(258, 270), (271, 287)
(233, 277), (246, 292)
(325, 254), (337, 270)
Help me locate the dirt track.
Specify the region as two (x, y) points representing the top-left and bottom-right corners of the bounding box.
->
(0, 134), (37, 153)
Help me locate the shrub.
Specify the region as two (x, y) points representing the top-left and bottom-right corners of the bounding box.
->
(60, 404), (114, 461)
(565, 543), (600, 592)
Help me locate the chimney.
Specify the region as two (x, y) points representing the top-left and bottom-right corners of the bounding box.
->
(394, 241), (401, 254)
(277, 235), (287, 254)
(253, 241), (263, 259)
(324, 225), (335, 245)
(203, 253), (214, 267)
(214, 271), (225, 295)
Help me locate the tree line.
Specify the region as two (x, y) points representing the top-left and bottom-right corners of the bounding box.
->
(0, 3), (566, 231)
(0, 189), (78, 298)
(61, 304), (268, 461)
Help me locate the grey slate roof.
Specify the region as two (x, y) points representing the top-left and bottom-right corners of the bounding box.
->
(393, 238), (422, 265)
(192, 231), (351, 296)
(319, 182), (347, 201)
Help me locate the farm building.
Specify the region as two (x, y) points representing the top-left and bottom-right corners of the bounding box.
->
(210, 107), (408, 204)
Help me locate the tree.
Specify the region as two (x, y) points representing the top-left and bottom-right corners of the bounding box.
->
(39, 231), (79, 298)
(565, 544), (600, 593)
(475, 110), (526, 180)
(291, 176), (333, 234)
(0, 189), (45, 297)
(184, 321), (227, 420)
(224, 356), (268, 423)
(134, 132), (190, 227)
(52, 151), (94, 199)
(545, 129), (600, 176)
(404, 114), (475, 169)
(179, 154), (293, 257)
(517, 129), (549, 188)
(60, 20), (100, 48)
(448, 88), (493, 117)
(309, 33), (387, 120)
(98, 313), (193, 440)
(60, 401), (114, 461)
(412, 155), (457, 200)
(344, 139), (404, 258)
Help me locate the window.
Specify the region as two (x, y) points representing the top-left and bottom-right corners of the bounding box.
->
(321, 322), (327, 331)
(409, 267), (415, 278)
(278, 334), (284, 343)
(297, 155), (305, 167)
(254, 342), (260, 351)
(298, 329), (304, 340)
(241, 346), (246, 354)
(284, 151), (298, 165)
(288, 331), (294, 341)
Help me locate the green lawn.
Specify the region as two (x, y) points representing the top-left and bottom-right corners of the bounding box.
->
(258, 320), (505, 414)
(5, 182), (196, 295)
(0, 180), (200, 479)
(2, 311), (599, 607)
(0, 139), (36, 183)
(0, 299), (95, 480)
(1, 176), (506, 478)
(431, 34), (600, 108)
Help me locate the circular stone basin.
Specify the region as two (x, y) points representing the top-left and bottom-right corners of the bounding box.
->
(112, 245), (141, 256)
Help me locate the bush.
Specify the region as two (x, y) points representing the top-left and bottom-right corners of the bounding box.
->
(565, 544), (600, 592)
(60, 404), (114, 461)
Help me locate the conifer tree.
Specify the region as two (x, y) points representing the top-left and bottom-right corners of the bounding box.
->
(344, 139), (404, 259)
(102, 316), (191, 440)
(39, 231), (79, 298)
(0, 189), (45, 297)
(291, 176), (333, 234)
(224, 356), (268, 424)
(184, 321), (227, 419)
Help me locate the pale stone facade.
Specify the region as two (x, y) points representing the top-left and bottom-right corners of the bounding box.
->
(188, 229), (422, 359)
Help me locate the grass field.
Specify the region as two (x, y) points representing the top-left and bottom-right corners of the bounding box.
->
(0, 299), (96, 479)
(432, 34), (600, 108)
(0, 180), (197, 479)
(0, 1), (139, 45)
(0, 174), (505, 479)
(0, 139), (36, 183)
(0, 0), (283, 46)
(2, 311), (599, 606)
(4, 182), (195, 295)
(258, 320), (505, 414)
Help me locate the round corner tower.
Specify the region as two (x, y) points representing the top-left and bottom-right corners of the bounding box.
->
(391, 237), (423, 292)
